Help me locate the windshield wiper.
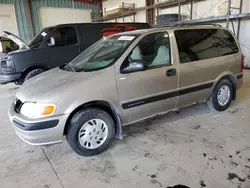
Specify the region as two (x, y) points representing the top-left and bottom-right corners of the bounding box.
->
(60, 63), (75, 72)
(66, 64), (75, 72)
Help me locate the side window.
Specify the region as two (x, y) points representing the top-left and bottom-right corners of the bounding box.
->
(51, 27), (78, 47)
(213, 29), (239, 56)
(129, 32), (171, 68)
(175, 29), (219, 63)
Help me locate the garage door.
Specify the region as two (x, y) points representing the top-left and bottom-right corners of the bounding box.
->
(0, 4), (18, 36)
(39, 6), (91, 29)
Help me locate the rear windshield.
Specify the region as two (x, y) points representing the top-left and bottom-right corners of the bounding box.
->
(174, 29), (239, 63)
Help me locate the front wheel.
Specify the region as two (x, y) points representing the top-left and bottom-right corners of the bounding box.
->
(14, 78), (24, 85)
(207, 79), (233, 111)
(66, 108), (115, 156)
(24, 69), (45, 82)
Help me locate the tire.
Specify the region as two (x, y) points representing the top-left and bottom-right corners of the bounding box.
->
(24, 69), (44, 82)
(66, 108), (115, 156)
(208, 79), (233, 111)
(14, 78), (24, 85)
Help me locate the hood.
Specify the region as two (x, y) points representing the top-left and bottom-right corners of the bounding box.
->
(2, 31), (29, 50)
(16, 67), (88, 102)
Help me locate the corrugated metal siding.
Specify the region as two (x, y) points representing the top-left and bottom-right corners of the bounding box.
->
(0, 0), (33, 40)
(30, 0), (99, 35)
(0, 0), (99, 40)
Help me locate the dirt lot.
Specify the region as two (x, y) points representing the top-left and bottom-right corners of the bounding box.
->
(1, 71), (250, 188)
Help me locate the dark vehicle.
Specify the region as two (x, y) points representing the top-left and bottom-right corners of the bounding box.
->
(0, 22), (151, 85)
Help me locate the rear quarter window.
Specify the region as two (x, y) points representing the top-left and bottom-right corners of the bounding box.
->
(174, 29), (239, 64)
(213, 29), (239, 56)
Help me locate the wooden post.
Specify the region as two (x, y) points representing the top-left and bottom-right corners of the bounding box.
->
(133, 3), (135, 22)
(26, 0), (34, 38)
(122, 2), (125, 22)
(190, 0), (193, 20)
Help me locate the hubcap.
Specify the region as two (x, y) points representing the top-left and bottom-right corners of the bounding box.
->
(78, 119), (108, 149)
(217, 85), (230, 106)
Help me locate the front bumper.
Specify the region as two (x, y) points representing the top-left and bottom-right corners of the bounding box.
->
(0, 73), (21, 84)
(8, 102), (69, 145)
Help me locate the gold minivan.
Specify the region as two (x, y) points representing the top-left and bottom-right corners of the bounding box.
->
(9, 25), (244, 156)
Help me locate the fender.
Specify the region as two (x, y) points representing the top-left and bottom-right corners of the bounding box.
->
(22, 64), (49, 73)
(210, 70), (237, 100)
(109, 102), (123, 140)
(64, 100), (123, 140)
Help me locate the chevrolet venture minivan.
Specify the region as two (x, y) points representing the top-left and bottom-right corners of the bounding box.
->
(0, 23), (150, 85)
(9, 25), (244, 156)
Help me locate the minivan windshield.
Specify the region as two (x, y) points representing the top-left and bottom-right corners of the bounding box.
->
(67, 34), (137, 72)
(29, 27), (53, 49)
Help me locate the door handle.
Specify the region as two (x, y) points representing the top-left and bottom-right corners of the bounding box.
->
(166, 68), (176, 77)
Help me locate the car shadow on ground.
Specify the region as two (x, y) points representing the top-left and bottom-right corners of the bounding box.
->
(121, 103), (212, 139)
(120, 77), (250, 141)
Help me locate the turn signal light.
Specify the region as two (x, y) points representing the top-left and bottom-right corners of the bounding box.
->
(41, 105), (55, 115)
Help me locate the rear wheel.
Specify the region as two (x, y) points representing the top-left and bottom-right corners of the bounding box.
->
(207, 79), (233, 111)
(24, 68), (45, 82)
(66, 108), (115, 156)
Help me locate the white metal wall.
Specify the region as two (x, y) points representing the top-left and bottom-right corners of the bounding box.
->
(39, 6), (91, 28)
(0, 4), (18, 36)
(158, 1), (228, 18)
(157, 0), (250, 18)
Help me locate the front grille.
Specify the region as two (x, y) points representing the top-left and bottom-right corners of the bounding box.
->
(14, 99), (23, 113)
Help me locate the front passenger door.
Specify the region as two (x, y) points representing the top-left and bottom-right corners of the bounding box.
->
(116, 32), (178, 124)
(47, 26), (81, 67)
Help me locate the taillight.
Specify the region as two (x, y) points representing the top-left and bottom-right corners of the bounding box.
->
(241, 55), (245, 73)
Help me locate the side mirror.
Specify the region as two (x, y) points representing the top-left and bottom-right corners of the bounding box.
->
(48, 37), (55, 47)
(121, 59), (146, 74)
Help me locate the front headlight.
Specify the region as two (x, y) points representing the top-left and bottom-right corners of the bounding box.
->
(20, 102), (56, 119)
